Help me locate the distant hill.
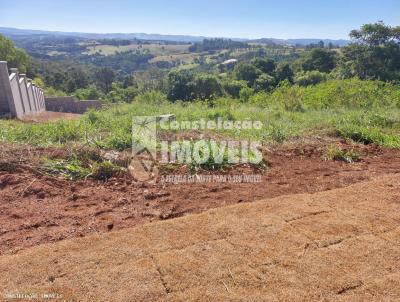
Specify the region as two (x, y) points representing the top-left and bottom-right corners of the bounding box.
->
(249, 38), (350, 47)
(0, 27), (350, 46)
(0, 27), (207, 43)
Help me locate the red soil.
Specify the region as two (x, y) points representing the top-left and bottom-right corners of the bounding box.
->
(1, 139), (400, 255)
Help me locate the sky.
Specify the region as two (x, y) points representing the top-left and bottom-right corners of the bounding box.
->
(0, 0), (399, 39)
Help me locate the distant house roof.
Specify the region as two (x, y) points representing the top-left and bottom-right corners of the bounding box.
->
(222, 59), (238, 65)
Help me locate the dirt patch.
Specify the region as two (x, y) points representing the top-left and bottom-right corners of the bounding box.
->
(20, 111), (83, 123)
(1, 139), (400, 255)
(0, 174), (399, 301)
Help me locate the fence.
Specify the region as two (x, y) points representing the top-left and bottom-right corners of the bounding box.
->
(0, 61), (45, 118)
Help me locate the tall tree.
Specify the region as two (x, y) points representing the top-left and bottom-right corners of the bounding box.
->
(251, 58), (276, 74)
(95, 67), (115, 93)
(234, 63), (261, 86)
(275, 63), (294, 83)
(340, 22), (400, 81)
(0, 34), (30, 73)
(167, 70), (194, 101)
(301, 48), (337, 73)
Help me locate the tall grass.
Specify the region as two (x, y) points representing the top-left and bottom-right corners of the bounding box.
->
(0, 79), (399, 149)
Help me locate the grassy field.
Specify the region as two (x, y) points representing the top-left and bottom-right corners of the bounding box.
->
(149, 53), (197, 64)
(1, 79), (399, 151)
(84, 43), (190, 56)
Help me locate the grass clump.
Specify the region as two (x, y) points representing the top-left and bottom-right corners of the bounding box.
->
(337, 126), (400, 148)
(41, 156), (91, 180)
(41, 151), (123, 181)
(323, 145), (361, 163)
(91, 161), (122, 181)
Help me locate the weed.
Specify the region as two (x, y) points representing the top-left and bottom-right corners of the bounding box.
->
(41, 150), (123, 181)
(41, 156), (91, 180)
(323, 145), (361, 163)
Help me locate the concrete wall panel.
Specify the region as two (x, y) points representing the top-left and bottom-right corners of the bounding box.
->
(27, 82), (37, 112)
(0, 61), (47, 118)
(18, 78), (31, 114)
(0, 62), (12, 114)
(9, 75), (25, 117)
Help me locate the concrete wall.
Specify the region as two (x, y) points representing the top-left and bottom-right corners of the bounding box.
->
(18, 76), (31, 114)
(45, 96), (102, 114)
(9, 73), (25, 117)
(0, 62), (13, 114)
(0, 61), (46, 118)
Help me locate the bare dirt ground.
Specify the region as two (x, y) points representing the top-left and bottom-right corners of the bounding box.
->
(0, 174), (399, 301)
(20, 111), (82, 123)
(1, 138), (400, 256)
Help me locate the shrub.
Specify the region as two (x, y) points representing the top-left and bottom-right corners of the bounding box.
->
(74, 86), (103, 100)
(191, 74), (223, 100)
(300, 48), (337, 73)
(294, 71), (327, 87)
(234, 62), (261, 85)
(222, 80), (248, 98)
(254, 74), (276, 91)
(323, 145), (360, 163)
(239, 87), (255, 103)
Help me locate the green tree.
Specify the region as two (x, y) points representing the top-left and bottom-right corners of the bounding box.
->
(254, 74), (275, 91)
(234, 62), (261, 85)
(275, 63), (294, 84)
(294, 71), (328, 86)
(339, 22), (400, 81)
(239, 87), (255, 102)
(65, 68), (89, 93)
(74, 86), (103, 100)
(105, 83), (137, 103)
(350, 21), (400, 46)
(0, 34), (30, 73)
(300, 48), (337, 73)
(251, 58), (276, 74)
(222, 80), (248, 98)
(191, 74), (222, 100)
(95, 67), (115, 93)
(167, 70), (194, 101)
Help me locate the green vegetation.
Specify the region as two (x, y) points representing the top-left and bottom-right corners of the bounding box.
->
(41, 152), (122, 180)
(0, 79), (399, 150)
(189, 38), (248, 52)
(85, 43), (190, 56)
(323, 145), (361, 163)
(1, 22), (399, 154)
(0, 35), (30, 73)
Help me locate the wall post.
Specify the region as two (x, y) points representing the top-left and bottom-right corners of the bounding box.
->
(0, 61), (16, 117)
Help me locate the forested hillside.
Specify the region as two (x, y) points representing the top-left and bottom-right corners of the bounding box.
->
(0, 22), (398, 105)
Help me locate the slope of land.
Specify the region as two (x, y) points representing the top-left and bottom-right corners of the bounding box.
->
(0, 173), (399, 301)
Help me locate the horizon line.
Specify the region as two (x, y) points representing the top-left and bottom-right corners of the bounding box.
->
(0, 25), (351, 41)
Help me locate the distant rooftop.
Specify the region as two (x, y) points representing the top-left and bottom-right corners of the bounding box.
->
(222, 59), (238, 65)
